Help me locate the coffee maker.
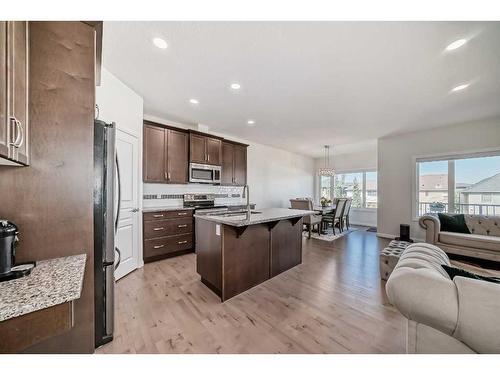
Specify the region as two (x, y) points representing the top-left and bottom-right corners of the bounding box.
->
(0, 220), (34, 282)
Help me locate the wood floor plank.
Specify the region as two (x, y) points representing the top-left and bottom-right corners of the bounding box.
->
(96, 228), (405, 354)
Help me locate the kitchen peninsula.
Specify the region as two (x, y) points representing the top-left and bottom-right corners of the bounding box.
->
(195, 208), (314, 301)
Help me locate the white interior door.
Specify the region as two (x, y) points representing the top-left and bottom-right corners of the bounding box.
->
(115, 129), (140, 280)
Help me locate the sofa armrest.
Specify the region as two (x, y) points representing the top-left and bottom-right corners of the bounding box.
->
(419, 215), (440, 244)
(386, 266), (458, 335)
(453, 277), (500, 353)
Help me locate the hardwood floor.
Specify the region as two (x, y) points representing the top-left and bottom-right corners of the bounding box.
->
(96, 228), (406, 354)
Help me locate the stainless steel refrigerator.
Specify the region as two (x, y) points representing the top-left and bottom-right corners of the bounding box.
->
(93, 119), (121, 347)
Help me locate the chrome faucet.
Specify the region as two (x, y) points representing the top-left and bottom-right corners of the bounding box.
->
(244, 184), (250, 219)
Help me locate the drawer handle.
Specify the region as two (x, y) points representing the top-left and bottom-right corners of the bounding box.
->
(178, 240), (188, 244)
(153, 227), (165, 231)
(177, 212), (188, 216)
(153, 214), (164, 218)
(178, 224), (188, 228)
(153, 244), (165, 249)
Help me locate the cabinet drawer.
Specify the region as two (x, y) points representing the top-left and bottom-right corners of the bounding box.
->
(144, 234), (193, 259)
(143, 209), (193, 221)
(144, 217), (193, 239)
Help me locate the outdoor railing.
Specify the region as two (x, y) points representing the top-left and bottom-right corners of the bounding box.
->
(419, 202), (500, 216)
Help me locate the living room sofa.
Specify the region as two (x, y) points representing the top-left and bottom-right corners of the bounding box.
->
(419, 214), (500, 261)
(386, 243), (500, 353)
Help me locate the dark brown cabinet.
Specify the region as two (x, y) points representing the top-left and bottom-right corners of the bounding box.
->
(0, 22), (8, 160)
(143, 121), (188, 183)
(221, 140), (247, 186)
(189, 131), (222, 165)
(0, 21), (29, 166)
(143, 209), (194, 262)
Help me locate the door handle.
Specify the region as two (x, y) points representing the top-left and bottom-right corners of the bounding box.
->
(130, 208), (140, 213)
(8, 117), (21, 147)
(153, 227), (164, 231)
(178, 224), (188, 228)
(114, 247), (121, 270)
(153, 244), (165, 249)
(177, 240), (188, 244)
(177, 212), (188, 216)
(153, 214), (164, 218)
(15, 119), (24, 148)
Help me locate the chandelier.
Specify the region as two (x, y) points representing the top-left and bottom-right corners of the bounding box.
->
(318, 145), (335, 177)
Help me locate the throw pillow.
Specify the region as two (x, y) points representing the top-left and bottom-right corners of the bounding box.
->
(438, 213), (471, 234)
(441, 264), (500, 284)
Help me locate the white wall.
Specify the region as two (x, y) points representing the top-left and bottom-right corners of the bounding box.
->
(377, 116), (500, 241)
(313, 146), (378, 227)
(97, 67), (144, 138)
(143, 115), (315, 209)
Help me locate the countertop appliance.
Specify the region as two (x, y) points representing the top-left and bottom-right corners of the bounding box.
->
(94, 119), (120, 348)
(0, 220), (35, 282)
(0, 221), (18, 276)
(189, 163), (221, 184)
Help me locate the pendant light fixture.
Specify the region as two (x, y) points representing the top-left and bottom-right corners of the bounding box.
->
(318, 145), (335, 177)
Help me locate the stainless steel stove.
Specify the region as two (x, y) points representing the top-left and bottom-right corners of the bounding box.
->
(183, 194), (228, 215)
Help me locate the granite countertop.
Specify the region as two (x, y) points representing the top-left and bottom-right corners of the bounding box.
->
(142, 206), (195, 213)
(142, 203), (255, 213)
(194, 208), (315, 227)
(0, 254), (86, 322)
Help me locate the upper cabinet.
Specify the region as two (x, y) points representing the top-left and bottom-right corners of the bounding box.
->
(0, 22), (8, 160)
(0, 21), (29, 166)
(189, 131), (222, 165)
(221, 140), (248, 186)
(143, 122), (188, 184)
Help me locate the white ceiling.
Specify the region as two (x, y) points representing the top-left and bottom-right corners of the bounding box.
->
(102, 22), (500, 157)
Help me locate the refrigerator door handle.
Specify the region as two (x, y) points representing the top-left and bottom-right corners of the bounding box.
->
(115, 152), (121, 232)
(114, 247), (121, 271)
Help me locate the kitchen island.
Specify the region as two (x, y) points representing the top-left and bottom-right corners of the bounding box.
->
(194, 208), (314, 301)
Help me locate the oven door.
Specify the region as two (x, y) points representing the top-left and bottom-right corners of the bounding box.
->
(189, 163), (217, 183)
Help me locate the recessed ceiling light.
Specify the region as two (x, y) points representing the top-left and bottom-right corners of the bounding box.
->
(451, 83), (470, 92)
(445, 38), (467, 51)
(230, 83), (241, 90)
(153, 37), (168, 49)
(189, 98), (199, 105)
(247, 120), (255, 126)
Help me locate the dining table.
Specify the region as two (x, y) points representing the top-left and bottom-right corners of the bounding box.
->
(313, 204), (337, 215)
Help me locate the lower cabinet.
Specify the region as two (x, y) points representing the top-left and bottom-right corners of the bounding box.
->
(143, 209), (194, 262)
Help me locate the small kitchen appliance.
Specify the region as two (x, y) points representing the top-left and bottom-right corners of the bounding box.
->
(0, 220), (35, 282)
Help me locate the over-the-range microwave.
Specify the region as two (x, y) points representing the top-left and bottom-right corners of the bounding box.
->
(189, 163), (221, 184)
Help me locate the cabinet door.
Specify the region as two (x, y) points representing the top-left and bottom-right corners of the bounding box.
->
(166, 129), (188, 183)
(233, 144), (247, 186)
(206, 137), (221, 165)
(0, 22), (8, 159)
(190, 133), (206, 163)
(143, 125), (166, 182)
(9, 21), (29, 165)
(221, 141), (234, 185)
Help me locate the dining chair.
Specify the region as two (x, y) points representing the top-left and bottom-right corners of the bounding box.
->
(341, 198), (352, 231)
(321, 198), (347, 235)
(290, 198), (322, 238)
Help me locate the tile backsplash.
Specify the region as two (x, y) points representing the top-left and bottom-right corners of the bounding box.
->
(143, 183), (247, 209)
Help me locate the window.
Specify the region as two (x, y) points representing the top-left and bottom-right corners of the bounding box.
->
(320, 170), (377, 209)
(320, 175), (333, 201)
(416, 153), (500, 217)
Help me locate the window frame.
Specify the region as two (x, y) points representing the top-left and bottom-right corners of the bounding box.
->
(412, 148), (500, 220)
(319, 169), (378, 210)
